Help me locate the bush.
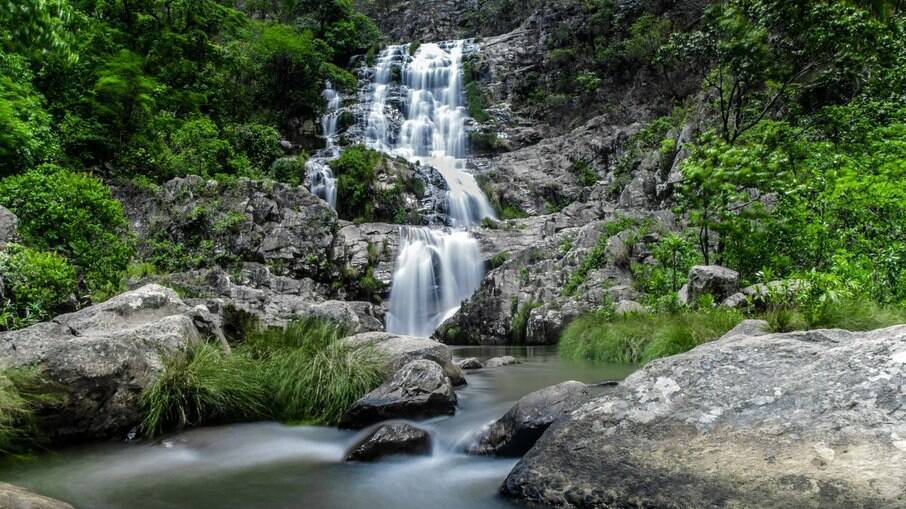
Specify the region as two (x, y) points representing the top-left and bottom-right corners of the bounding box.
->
(0, 164), (133, 297)
(331, 145), (382, 221)
(0, 245), (77, 329)
(169, 118), (235, 177)
(560, 308), (743, 364)
(226, 123), (283, 171)
(270, 155), (308, 185)
(141, 318), (384, 436)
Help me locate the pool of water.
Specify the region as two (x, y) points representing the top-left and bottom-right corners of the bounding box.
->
(0, 346), (635, 509)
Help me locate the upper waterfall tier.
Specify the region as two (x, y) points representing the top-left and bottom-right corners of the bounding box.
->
(360, 41), (495, 228)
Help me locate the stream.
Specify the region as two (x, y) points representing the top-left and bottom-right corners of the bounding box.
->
(0, 347), (635, 509)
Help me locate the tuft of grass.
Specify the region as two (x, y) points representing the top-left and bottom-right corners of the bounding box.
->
(559, 308), (743, 365)
(141, 318), (385, 436)
(0, 368), (56, 455)
(140, 343), (269, 436)
(766, 297), (906, 333)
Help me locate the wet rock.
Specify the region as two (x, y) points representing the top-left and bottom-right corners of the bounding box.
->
(469, 381), (589, 456)
(340, 360), (457, 429)
(0, 285), (207, 441)
(614, 300), (645, 314)
(0, 483), (75, 509)
(457, 357), (483, 370)
(485, 356), (519, 368)
(344, 422), (432, 462)
(342, 332), (465, 385)
(503, 325), (906, 509)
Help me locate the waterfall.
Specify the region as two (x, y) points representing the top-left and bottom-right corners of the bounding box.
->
(307, 81), (341, 209)
(357, 41), (494, 336)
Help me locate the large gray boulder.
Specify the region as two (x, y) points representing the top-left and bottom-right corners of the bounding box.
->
(0, 483), (75, 509)
(679, 265), (740, 304)
(485, 355), (519, 368)
(344, 422), (432, 462)
(340, 359), (457, 429)
(503, 325), (906, 508)
(0, 284), (208, 441)
(469, 381), (589, 456)
(342, 332), (465, 385)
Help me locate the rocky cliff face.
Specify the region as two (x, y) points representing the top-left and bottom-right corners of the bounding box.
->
(503, 323), (906, 508)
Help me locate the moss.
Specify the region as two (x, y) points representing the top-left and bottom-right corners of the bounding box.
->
(511, 300), (541, 344)
(464, 82), (491, 123)
(488, 251), (509, 270)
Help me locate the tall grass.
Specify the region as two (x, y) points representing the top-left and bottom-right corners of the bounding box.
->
(765, 297), (906, 332)
(141, 318), (384, 436)
(559, 308), (744, 365)
(0, 368), (55, 455)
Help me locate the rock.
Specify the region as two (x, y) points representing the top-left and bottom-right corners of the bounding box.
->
(0, 483), (75, 509)
(503, 325), (906, 509)
(340, 360), (457, 429)
(721, 291), (748, 308)
(614, 300), (645, 314)
(344, 422), (432, 462)
(457, 357), (483, 370)
(0, 205), (18, 246)
(721, 319), (770, 339)
(342, 332), (465, 386)
(485, 356), (519, 368)
(683, 265), (740, 303)
(0, 284), (207, 441)
(469, 381), (589, 456)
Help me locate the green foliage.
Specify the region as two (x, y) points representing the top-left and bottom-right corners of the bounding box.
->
(169, 118), (235, 178)
(464, 81), (490, 123)
(331, 145), (384, 222)
(511, 300), (540, 343)
(559, 307), (743, 364)
(141, 318), (384, 436)
(0, 244), (77, 329)
(562, 216), (655, 296)
(269, 155), (308, 185)
(0, 368), (53, 455)
(226, 123), (283, 171)
(0, 164), (133, 297)
(140, 342), (269, 436)
(0, 55), (60, 175)
(632, 232), (702, 298)
(568, 160), (598, 187)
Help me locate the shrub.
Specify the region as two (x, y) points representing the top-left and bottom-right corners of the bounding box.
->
(269, 155), (308, 185)
(331, 145), (382, 221)
(226, 123), (283, 171)
(560, 308), (743, 364)
(169, 118), (234, 177)
(0, 245), (77, 328)
(0, 164), (133, 297)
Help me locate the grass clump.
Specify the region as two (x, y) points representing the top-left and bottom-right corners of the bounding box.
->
(141, 317), (384, 437)
(0, 368), (56, 455)
(559, 307), (743, 365)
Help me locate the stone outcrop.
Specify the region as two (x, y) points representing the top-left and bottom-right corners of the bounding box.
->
(341, 332), (465, 385)
(0, 483), (75, 509)
(0, 285), (211, 441)
(344, 422), (432, 462)
(456, 357), (483, 370)
(503, 325), (906, 508)
(340, 359), (457, 429)
(679, 265), (740, 305)
(115, 176), (337, 283)
(484, 356), (519, 368)
(0, 205), (17, 246)
(469, 381), (588, 456)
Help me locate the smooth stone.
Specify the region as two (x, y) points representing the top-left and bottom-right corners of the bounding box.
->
(344, 422), (432, 462)
(485, 356), (519, 368)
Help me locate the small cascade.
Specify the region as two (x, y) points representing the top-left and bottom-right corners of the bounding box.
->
(353, 40), (494, 337)
(306, 81), (342, 209)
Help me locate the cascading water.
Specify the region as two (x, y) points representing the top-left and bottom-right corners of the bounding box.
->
(358, 41), (495, 336)
(307, 81), (341, 208)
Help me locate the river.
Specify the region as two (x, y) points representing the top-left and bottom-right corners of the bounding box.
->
(0, 347), (635, 509)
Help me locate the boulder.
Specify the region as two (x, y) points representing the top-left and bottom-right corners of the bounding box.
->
(680, 265), (739, 304)
(614, 300), (645, 314)
(342, 332), (465, 385)
(485, 356), (519, 368)
(457, 357), (483, 370)
(0, 284), (208, 441)
(503, 325), (906, 508)
(0, 205), (18, 246)
(340, 360), (457, 429)
(0, 483), (75, 509)
(469, 381), (589, 456)
(344, 422), (432, 461)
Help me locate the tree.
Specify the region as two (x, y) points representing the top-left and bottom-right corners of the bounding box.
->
(92, 50), (157, 147)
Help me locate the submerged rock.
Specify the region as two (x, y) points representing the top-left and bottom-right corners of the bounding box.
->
(485, 356), (519, 368)
(503, 325), (906, 508)
(457, 357), (483, 370)
(0, 483), (75, 509)
(469, 381), (589, 457)
(342, 332), (465, 386)
(344, 422), (432, 462)
(340, 360), (457, 429)
(0, 284), (209, 441)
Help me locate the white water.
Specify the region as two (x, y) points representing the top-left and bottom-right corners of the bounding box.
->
(358, 41), (494, 336)
(307, 81), (341, 209)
